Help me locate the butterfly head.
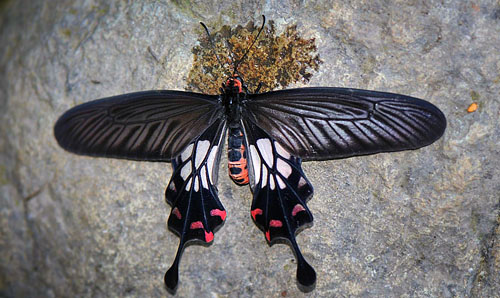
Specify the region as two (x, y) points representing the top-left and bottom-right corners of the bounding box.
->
(224, 74), (244, 94)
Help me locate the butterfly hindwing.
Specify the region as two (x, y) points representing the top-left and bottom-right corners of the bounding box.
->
(54, 90), (223, 161)
(242, 120), (317, 289)
(244, 87), (446, 161)
(163, 118), (227, 292)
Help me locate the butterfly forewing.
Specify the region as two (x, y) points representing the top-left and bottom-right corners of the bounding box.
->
(54, 90), (223, 161)
(243, 87), (446, 161)
(242, 120), (317, 288)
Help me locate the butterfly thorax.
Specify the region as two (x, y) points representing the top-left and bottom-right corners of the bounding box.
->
(222, 75), (246, 128)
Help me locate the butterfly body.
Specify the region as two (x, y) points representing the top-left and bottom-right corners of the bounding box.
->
(222, 75), (250, 185)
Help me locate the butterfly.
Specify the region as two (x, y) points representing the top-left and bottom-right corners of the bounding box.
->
(53, 16), (446, 293)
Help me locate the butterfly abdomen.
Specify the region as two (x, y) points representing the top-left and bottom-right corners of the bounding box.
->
(228, 126), (249, 185)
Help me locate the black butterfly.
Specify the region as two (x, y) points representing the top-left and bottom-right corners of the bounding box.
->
(54, 17), (446, 293)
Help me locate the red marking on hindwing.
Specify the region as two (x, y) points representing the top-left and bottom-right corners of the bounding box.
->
(292, 204), (306, 216)
(189, 221), (214, 242)
(172, 207), (182, 219)
(265, 230), (270, 241)
(205, 231), (214, 243)
(190, 221), (203, 229)
(210, 209), (227, 221)
(251, 208), (263, 221)
(269, 220), (283, 228)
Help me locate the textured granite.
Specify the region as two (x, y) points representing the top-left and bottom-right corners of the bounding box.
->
(1, 1), (499, 297)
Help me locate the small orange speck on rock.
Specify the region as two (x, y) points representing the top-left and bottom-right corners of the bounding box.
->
(467, 102), (478, 113)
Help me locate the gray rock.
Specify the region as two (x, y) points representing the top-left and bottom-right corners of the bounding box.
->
(1, 1), (498, 297)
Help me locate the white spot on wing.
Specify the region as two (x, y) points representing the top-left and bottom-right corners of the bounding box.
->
(185, 177), (192, 190)
(181, 144), (194, 161)
(269, 175), (275, 190)
(274, 141), (291, 159)
(261, 166), (268, 187)
(249, 145), (261, 185)
(180, 161), (192, 180)
(277, 158), (292, 178)
(194, 176), (199, 192)
(195, 140), (210, 168)
(298, 177), (307, 188)
(276, 176), (286, 189)
(206, 145), (218, 184)
(256, 139), (274, 167)
(201, 168), (209, 189)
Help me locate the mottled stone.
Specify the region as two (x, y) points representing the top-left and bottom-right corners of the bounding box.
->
(1, 1), (498, 297)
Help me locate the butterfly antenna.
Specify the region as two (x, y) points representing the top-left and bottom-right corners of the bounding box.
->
(200, 21), (230, 76)
(233, 15), (266, 74)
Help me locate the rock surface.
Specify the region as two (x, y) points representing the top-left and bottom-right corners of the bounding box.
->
(1, 1), (499, 297)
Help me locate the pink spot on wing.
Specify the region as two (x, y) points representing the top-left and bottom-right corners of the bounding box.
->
(269, 220), (283, 228)
(205, 231), (214, 242)
(251, 208), (263, 221)
(265, 230), (270, 241)
(210, 209), (227, 221)
(291, 204), (306, 216)
(190, 221), (203, 229)
(188, 221), (213, 242)
(172, 207), (182, 219)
